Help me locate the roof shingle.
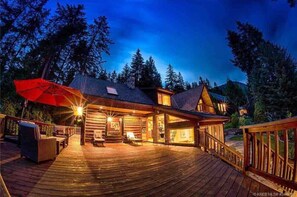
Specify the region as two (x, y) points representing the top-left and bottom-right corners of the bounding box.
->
(69, 75), (155, 105)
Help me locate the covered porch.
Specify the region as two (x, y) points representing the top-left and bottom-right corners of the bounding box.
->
(81, 101), (228, 146)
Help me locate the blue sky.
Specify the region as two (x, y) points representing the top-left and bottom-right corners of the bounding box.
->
(46, 0), (297, 85)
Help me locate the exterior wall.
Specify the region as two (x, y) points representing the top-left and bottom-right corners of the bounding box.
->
(85, 107), (106, 142)
(123, 116), (144, 139)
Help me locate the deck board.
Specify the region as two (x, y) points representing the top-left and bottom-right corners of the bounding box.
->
(1, 135), (278, 196)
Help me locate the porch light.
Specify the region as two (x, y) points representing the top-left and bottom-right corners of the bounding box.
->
(107, 117), (113, 122)
(73, 106), (83, 116)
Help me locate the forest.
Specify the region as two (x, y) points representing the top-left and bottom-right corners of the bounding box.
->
(1, 0), (296, 125)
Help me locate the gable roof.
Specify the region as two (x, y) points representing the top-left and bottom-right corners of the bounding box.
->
(69, 75), (154, 105)
(171, 85), (204, 111)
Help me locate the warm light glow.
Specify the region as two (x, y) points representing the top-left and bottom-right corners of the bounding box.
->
(157, 93), (171, 106)
(133, 110), (135, 113)
(100, 106), (103, 109)
(107, 117), (113, 122)
(73, 106), (83, 116)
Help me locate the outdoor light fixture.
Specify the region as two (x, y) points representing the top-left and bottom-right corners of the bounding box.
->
(107, 117), (113, 122)
(73, 106), (83, 116)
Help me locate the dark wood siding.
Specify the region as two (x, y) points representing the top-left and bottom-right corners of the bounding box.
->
(85, 107), (106, 142)
(123, 116), (144, 139)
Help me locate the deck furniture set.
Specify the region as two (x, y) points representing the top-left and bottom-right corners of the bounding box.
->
(19, 122), (69, 163)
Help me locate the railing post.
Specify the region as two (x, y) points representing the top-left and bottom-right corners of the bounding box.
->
(293, 129), (297, 182)
(3, 116), (8, 137)
(204, 131), (208, 152)
(243, 128), (250, 174)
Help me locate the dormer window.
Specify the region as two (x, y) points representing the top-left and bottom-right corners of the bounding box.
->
(158, 93), (171, 106)
(106, 87), (118, 95)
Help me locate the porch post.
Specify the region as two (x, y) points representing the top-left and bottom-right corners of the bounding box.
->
(152, 112), (158, 143)
(164, 114), (170, 145)
(80, 113), (86, 145)
(194, 122), (199, 147)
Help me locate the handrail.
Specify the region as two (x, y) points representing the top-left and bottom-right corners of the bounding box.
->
(0, 174), (11, 197)
(241, 117), (297, 191)
(205, 132), (244, 171)
(3, 115), (78, 139)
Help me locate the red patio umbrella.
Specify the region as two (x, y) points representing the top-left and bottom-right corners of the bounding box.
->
(14, 78), (86, 107)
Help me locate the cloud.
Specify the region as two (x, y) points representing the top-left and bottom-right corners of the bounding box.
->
(47, 0), (297, 85)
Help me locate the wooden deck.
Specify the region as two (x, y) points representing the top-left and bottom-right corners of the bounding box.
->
(1, 135), (278, 196)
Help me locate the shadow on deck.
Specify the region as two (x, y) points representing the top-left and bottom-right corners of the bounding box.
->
(1, 135), (278, 196)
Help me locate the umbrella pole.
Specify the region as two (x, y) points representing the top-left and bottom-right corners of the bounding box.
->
(20, 100), (28, 119)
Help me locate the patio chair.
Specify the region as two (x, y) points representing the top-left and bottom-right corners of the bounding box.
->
(93, 130), (105, 146)
(19, 122), (56, 163)
(125, 132), (142, 144)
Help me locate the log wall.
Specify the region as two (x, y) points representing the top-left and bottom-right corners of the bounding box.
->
(85, 107), (106, 142)
(123, 116), (144, 139)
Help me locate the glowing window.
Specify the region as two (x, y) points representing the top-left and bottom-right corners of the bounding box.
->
(106, 87), (118, 95)
(157, 93), (171, 106)
(170, 128), (194, 144)
(197, 99), (203, 112)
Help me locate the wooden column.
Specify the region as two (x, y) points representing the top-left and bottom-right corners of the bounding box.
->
(164, 114), (170, 145)
(152, 113), (158, 143)
(80, 115), (86, 145)
(194, 122), (199, 147)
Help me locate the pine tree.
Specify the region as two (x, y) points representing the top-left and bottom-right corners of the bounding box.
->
(228, 22), (297, 120)
(117, 64), (131, 84)
(225, 79), (247, 114)
(98, 69), (108, 80)
(185, 82), (192, 90)
(139, 56), (162, 88)
(191, 82), (198, 88)
(165, 64), (177, 91)
(109, 70), (117, 83)
(130, 49), (144, 86)
(173, 72), (185, 93)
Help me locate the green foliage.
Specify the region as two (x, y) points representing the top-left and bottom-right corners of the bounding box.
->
(239, 116), (253, 126)
(173, 72), (185, 93)
(117, 64), (131, 84)
(165, 64), (177, 91)
(254, 101), (267, 123)
(139, 56), (162, 88)
(225, 112), (240, 128)
(0, 99), (17, 116)
(228, 22), (297, 121)
(225, 79), (247, 114)
(131, 49), (144, 86)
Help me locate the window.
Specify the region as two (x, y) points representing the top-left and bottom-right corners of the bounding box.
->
(157, 93), (171, 106)
(218, 103), (226, 112)
(106, 87), (118, 95)
(197, 99), (203, 112)
(170, 128), (194, 144)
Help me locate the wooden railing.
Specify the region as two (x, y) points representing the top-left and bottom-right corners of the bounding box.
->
(3, 115), (78, 139)
(241, 117), (297, 191)
(204, 132), (244, 171)
(4, 115), (55, 137)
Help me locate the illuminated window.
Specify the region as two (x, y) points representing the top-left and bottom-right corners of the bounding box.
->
(157, 93), (171, 106)
(106, 87), (118, 95)
(197, 99), (203, 112)
(218, 103), (227, 112)
(170, 128), (194, 144)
